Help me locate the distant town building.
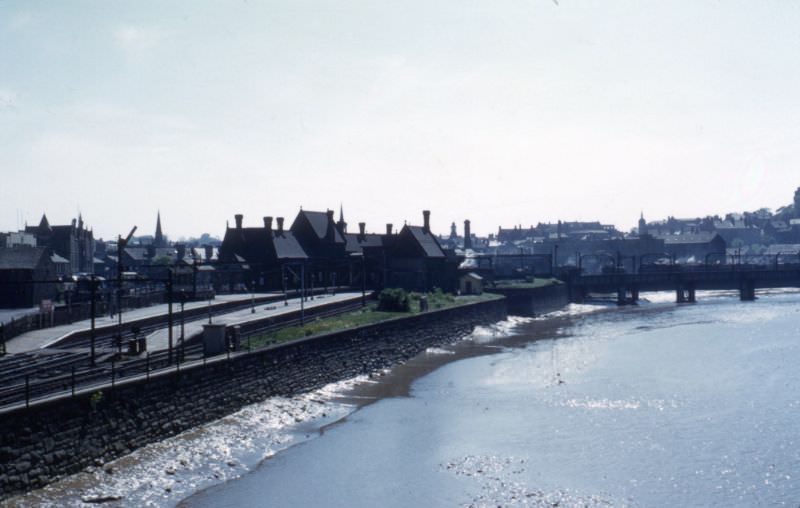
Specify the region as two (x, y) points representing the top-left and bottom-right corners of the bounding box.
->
(795, 187), (800, 218)
(218, 214), (308, 291)
(25, 214), (94, 274)
(4, 232), (37, 248)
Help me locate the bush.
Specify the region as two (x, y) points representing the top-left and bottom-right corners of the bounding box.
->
(377, 288), (411, 312)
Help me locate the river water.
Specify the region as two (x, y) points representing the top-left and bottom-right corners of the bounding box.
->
(8, 290), (800, 507)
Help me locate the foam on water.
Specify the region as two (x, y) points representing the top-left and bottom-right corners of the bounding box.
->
(469, 315), (534, 343)
(9, 377), (366, 508)
(440, 455), (626, 507)
(12, 314), (528, 508)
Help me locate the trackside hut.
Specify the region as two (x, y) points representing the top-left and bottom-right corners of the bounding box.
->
(218, 215), (308, 291)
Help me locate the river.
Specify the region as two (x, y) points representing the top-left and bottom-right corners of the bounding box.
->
(8, 290), (800, 507)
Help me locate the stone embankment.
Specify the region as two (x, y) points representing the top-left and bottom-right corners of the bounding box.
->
(0, 298), (506, 499)
(487, 283), (569, 316)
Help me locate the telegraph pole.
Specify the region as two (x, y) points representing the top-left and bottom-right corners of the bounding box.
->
(116, 226), (136, 356)
(90, 275), (97, 367)
(167, 268), (174, 364)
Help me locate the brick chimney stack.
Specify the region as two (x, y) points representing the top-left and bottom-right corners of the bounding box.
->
(276, 217), (284, 233)
(423, 210), (431, 233)
(264, 216), (273, 231)
(234, 214), (243, 230)
(464, 220), (472, 249)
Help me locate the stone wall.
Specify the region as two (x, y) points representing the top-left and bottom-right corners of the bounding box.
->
(487, 284), (569, 316)
(0, 298), (506, 499)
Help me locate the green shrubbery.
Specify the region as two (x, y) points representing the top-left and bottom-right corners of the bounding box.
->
(377, 288), (411, 312)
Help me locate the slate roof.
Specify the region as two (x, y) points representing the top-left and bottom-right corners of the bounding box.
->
(221, 227), (308, 264)
(763, 244), (800, 256)
(344, 233), (386, 254)
(298, 211), (345, 244)
(50, 253), (69, 264)
(407, 226), (445, 258)
(656, 233), (724, 245)
(123, 247), (149, 261)
(0, 247), (49, 270)
(123, 247), (176, 262)
(273, 231), (308, 260)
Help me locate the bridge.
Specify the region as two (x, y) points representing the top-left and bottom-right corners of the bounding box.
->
(564, 264), (800, 304)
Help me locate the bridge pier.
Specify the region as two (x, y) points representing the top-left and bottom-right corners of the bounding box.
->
(676, 284), (696, 304)
(569, 285), (586, 303)
(616, 287), (639, 306)
(740, 280), (756, 301)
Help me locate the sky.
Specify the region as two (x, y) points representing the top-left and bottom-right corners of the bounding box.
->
(1, 1), (800, 240)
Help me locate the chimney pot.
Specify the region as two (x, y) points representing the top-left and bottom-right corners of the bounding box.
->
(264, 216), (273, 231)
(276, 217), (284, 233)
(386, 223), (393, 235)
(423, 210), (431, 233)
(359, 222), (366, 236)
(234, 214), (243, 230)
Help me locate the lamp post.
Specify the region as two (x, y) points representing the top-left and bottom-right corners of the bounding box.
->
(300, 263), (305, 325)
(350, 253), (366, 307)
(115, 226), (137, 358)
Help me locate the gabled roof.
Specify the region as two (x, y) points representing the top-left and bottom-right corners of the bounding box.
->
(0, 247), (49, 270)
(296, 210), (345, 244)
(406, 226), (445, 258)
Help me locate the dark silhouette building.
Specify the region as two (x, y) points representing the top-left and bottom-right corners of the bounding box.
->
(25, 214), (95, 275)
(0, 246), (59, 307)
(385, 210), (452, 291)
(218, 214), (308, 291)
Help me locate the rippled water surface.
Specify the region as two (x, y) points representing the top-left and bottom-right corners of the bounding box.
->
(185, 291), (800, 507)
(9, 291), (800, 507)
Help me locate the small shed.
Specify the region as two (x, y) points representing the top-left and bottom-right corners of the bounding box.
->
(459, 272), (483, 295)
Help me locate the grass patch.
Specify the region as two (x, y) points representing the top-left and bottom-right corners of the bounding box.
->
(491, 277), (563, 289)
(247, 290), (502, 348)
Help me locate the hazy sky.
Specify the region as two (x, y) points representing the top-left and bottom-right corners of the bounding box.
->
(1, 1), (799, 240)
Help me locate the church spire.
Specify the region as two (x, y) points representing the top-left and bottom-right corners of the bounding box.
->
(154, 211), (165, 247)
(336, 204), (347, 234)
(638, 211), (648, 236)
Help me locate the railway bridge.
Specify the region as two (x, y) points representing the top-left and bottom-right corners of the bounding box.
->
(565, 265), (800, 304)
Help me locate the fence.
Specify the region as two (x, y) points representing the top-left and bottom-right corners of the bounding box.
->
(0, 297), (366, 410)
